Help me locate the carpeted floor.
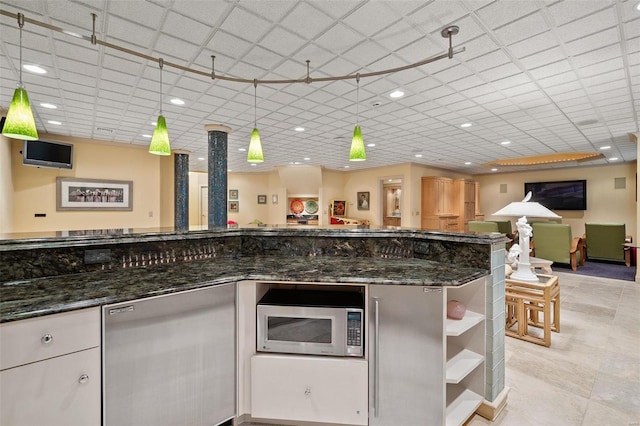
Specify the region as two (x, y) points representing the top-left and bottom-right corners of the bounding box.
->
(553, 260), (637, 281)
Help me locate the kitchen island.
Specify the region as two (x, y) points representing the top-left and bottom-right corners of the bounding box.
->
(0, 227), (509, 426)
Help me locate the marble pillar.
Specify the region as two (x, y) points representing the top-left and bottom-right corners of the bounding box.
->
(205, 124), (231, 229)
(174, 150), (189, 231)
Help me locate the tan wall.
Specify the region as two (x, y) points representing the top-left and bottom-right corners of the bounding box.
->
(9, 134), (163, 232)
(0, 134), (13, 233)
(475, 163), (638, 241)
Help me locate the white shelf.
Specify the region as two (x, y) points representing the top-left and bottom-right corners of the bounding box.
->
(446, 310), (484, 336)
(446, 349), (484, 384)
(446, 389), (483, 426)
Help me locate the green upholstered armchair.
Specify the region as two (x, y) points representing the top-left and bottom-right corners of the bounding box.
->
(468, 221), (500, 233)
(584, 223), (627, 262)
(531, 223), (584, 271)
(490, 220), (513, 236)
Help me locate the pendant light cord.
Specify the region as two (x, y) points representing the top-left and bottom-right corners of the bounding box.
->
(356, 73), (360, 125)
(158, 58), (164, 115)
(17, 13), (24, 86)
(253, 79), (258, 127)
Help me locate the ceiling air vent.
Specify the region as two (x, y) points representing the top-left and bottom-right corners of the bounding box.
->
(96, 127), (115, 134)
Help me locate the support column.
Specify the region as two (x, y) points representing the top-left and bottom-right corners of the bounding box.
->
(205, 124), (231, 229)
(173, 150), (189, 231)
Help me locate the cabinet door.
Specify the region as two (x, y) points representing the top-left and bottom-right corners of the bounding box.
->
(1, 347), (101, 426)
(369, 286), (444, 426)
(103, 284), (236, 426)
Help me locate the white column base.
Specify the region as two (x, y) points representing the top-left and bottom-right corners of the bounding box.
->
(476, 386), (510, 421)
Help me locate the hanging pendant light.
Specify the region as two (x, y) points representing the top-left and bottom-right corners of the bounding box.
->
(2, 13), (39, 141)
(349, 73), (366, 161)
(149, 58), (171, 155)
(247, 79), (264, 163)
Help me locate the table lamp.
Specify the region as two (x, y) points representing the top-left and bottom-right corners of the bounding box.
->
(492, 192), (561, 282)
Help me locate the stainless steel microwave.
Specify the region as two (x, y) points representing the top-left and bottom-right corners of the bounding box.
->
(257, 288), (364, 357)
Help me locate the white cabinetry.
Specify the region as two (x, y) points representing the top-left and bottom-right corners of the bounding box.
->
(0, 307), (101, 426)
(445, 280), (486, 426)
(369, 278), (486, 426)
(251, 354), (368, 425)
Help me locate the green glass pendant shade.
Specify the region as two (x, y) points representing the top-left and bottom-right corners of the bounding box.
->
(247, 127), (264, 162)
(349, 125), (366, 161)
(148, 115), (171, 155)
(2, 86), (38, 140)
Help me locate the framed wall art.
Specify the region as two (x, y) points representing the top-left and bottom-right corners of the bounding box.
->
(228, 201), (239, 213)
(56, 177), (132, 211)
(229, 189), (239, 200)
(257, 194), (267, 204)
(357, 191), (370, 210)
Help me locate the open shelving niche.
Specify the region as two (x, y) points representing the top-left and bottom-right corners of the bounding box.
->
(444, 279), (486, 426)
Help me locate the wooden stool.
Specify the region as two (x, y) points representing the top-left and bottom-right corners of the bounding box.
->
(504, 274), (560, 347)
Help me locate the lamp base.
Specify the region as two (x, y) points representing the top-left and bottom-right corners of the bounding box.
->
(510, 262), (539, 282)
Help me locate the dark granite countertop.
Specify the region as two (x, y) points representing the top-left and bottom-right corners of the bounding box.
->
(0, 255), (488, 323)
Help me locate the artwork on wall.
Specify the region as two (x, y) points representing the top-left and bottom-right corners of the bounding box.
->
(56, 177), (132, 211)
(357, 191), (370, 210)
(257, 194), (267, 204)
(272, 194), (278, 204)
(331, 200), (346, 217)
(228, 201), (239, 213)
(229, 189), (239, 200)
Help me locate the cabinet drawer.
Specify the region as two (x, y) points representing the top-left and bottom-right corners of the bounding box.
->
(0, 307), (100, 370)
(251, 354), (368, 425)
(1, 347), (100, 426)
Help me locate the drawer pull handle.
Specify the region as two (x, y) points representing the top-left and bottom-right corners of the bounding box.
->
(41, 334), (53, 344)
(79, 374), (89, 384)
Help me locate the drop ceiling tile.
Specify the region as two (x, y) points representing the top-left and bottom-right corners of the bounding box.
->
(519, 46), (567, 70)
(547, 0), (614, 26)
(218, 7), (272, 44)
(260, 27), (308, 57)
(537, 71), (579, 88)
(528, 60), (573, 80)
(555, 8), (617, 43)
(314, 22), (365, 53)
(494, 12), (548, 45)
(478, 62), (522, 81)
(108, 0), (166, 29)
(342, 1), (398, 37)
(407, 0), (470, 30)
(565, 28), (620, 57)
(163, 11), (212, 46)
(475, 0), (538, 29)
(458, 34), (501, 60)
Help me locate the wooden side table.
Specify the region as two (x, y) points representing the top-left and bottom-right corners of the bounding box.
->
(505, 274), (560, 347)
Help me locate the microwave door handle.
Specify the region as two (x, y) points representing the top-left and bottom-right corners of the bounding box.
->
(374, 298), (380, 418)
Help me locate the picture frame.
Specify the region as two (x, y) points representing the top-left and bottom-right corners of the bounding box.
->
(272, 194), (278, 204)
(56, 177), (132, 211)
(331, 200), (347, 217)
(228, 201), (239, 213)
(257, 194), (267, 204)
(229, 189), (239, 200)
(357, 191), (370, 211)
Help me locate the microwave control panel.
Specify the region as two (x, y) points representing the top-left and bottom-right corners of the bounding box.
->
(346, 310), (363, 355)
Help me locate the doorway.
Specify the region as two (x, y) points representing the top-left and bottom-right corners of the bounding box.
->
(199, 185), (208, 228)
(380, 177), (402, 227)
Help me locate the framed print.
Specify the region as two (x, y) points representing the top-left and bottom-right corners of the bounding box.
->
(257, 194), (267, 204)
(331, 200), (346, 217)
(56, 177), (132, 211)
(357, 191), (370, 210)
(272, 194), (278, 204)
(229, 189), (239, 200)
(228, 201), (239, 213)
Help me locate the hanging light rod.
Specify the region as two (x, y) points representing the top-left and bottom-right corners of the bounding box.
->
(0, 10), (464, 85)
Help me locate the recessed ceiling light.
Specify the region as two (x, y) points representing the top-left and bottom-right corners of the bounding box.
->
(40, 103), (57, 109)
(238, 148), (246, 152)
(47, 120), (62, 125)
(24, 64), (47, 74)
(491, 168), (498, 172)
(367, 143), (376, 147)
(600, 145), (611, 150)
(151, 121), (157, 126)
(142, 134), (152, 138)
(500, 141), (511, 145)
(415, 154), (423, 158)
(304, 157), (310, 161)
(609, 157), (619, 161)
(251, 163), (257, 166)
(294, 127), (305, 132)
(344, 165), (350, 168)
(227, 169), (232, 172)
(464, 161), (471, 165)
(170, 98), (185, 105)
(197, 157), (205, 161)
(460, 123), (472, 128)
(636, 1), (640, 11)
(389, 90), (404, 98)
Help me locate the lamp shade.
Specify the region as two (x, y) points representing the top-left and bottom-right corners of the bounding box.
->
(2, 86), (38, 140)
(349, 125), (366, 161)
(247, 127), (264, 162)
(148, 115), (171, 155)
(492, 201), (561, 218)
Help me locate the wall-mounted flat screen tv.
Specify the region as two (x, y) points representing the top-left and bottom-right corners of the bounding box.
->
(23, 139), (74, 169)
(524, 180), (587, 211)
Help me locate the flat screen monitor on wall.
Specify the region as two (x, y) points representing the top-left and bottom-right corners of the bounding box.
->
(524, 180), (587, 211)
(22, 139), (74, 169)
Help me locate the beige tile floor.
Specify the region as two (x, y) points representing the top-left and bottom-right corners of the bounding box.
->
(240, 271), (640, 426)
(467, 270), (640, 426)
